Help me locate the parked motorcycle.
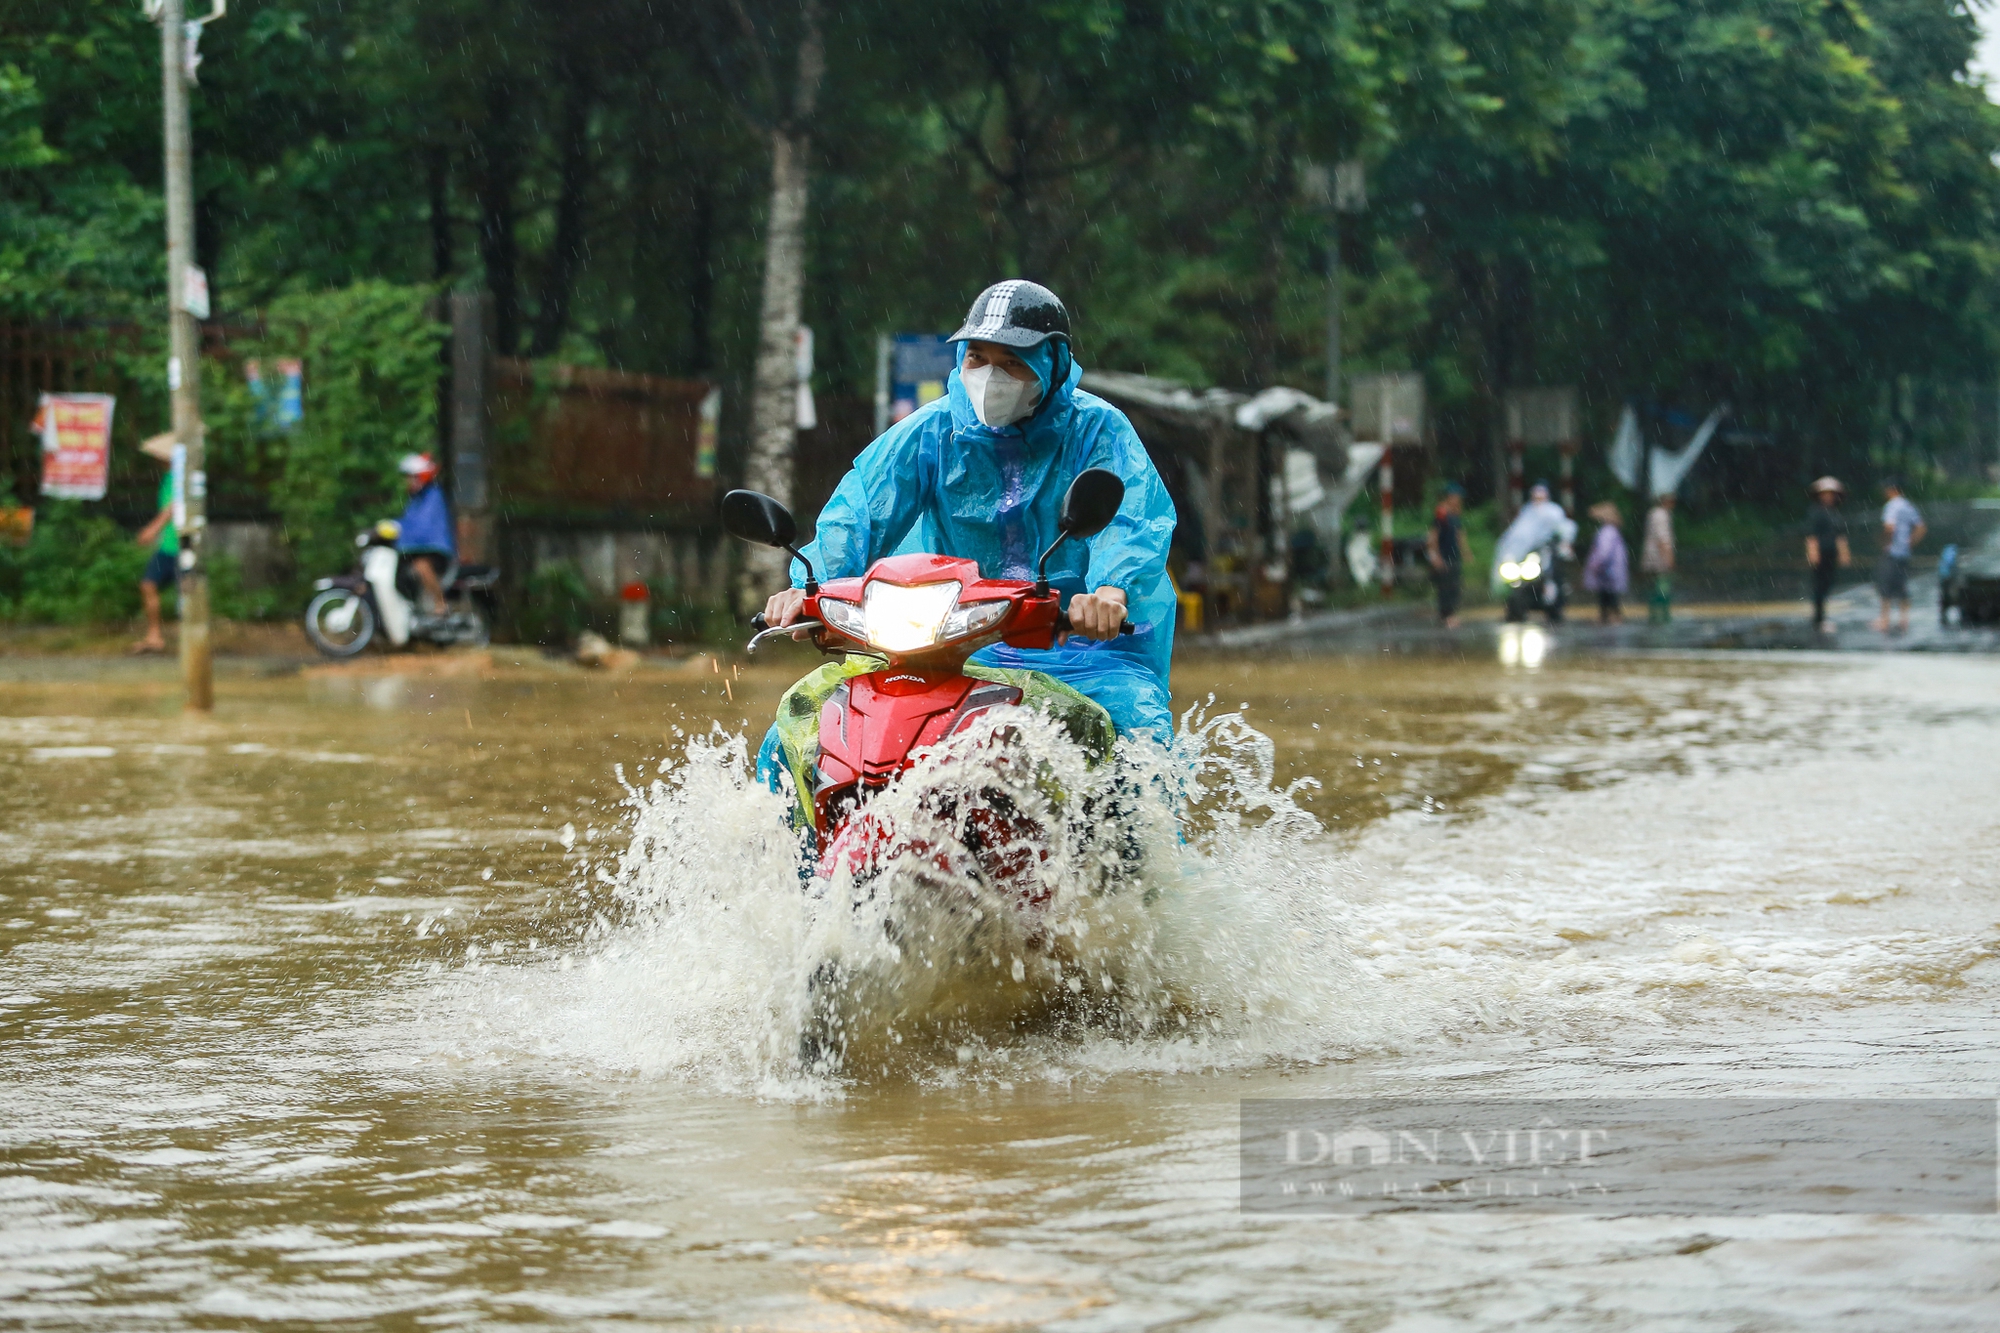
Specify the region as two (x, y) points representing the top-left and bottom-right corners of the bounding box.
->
(302, 520), (497, 658)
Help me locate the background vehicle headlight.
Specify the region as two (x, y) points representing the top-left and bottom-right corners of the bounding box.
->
(939, 599), (1009, 642)
(818, 597), (866, 639)
(863, 580), (961, 651)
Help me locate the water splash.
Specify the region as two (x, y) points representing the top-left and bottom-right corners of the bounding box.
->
(434, 703), (1391, 1095)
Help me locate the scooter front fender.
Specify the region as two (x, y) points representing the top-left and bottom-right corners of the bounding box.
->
(361, 546), (411, 646)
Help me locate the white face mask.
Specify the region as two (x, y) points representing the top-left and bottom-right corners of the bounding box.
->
(961, 361), (1043, 428)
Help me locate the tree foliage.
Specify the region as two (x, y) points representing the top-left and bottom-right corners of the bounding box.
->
(2, 0), (1996, 506)
(253, 283), (446, 577)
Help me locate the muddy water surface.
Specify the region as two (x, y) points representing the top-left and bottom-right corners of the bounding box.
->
(2, 645), (1996, 1328)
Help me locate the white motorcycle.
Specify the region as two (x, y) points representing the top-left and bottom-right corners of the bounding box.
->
(1493, 502), (1577, 624)
(302, 520), (496, 658)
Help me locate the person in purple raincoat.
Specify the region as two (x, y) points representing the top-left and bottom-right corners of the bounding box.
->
(1581, 501), (1629, 624)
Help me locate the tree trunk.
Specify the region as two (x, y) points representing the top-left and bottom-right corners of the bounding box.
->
(1466, 255), (1534, 518)
(476, 84), (521, 355)
(688, 180), (716, 374)
(529, 73), (593, 357)
(1242, 128), (1295, 390)
(737, 0), (825, 604)
(427, 146), (453, 281)
(1246, 175), (1286, 388)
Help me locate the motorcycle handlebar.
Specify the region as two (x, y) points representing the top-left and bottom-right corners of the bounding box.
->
(752, 604), (1130, 639)
(1057, 610), (1135, 636)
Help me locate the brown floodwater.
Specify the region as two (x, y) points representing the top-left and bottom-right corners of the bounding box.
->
(2, 640), (1996, 1328)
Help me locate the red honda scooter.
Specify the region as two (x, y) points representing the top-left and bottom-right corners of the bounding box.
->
(722, 469), (1132, 903)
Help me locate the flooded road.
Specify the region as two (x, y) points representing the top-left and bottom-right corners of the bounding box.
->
(3, 645), (1996, 1328)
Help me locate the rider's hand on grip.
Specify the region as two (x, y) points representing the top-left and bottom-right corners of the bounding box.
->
(1058, 587), (1132, 640)
(1056, 610), (1135, 636)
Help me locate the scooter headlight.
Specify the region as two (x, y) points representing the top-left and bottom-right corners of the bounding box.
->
(862, 580), (962, 652)
(375, 519), (402, 542)
(939, 599), (1010, 643)
(1520, 554), (1542, 581)
(1499, 561), (1522, 583)
(818, 596), (867, 640)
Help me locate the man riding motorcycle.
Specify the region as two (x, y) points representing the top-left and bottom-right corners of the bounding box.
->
(396, 452), (454, 616)
(1493, 480), (1578, 622)
(754, 280), (1178, 792)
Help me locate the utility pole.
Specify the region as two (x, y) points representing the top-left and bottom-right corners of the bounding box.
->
(151, 0), (226, 712)
(151, 0), (224, 711)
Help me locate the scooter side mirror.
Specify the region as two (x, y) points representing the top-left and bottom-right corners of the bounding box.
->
(721, 490), (798, 549)
(1036, 468), (1127, 595)
(721, 489), (819, 593)
(1059, 468), (1125, 539)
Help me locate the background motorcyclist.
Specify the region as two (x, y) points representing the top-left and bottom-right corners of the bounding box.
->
(1495, 482), (1578, 569)
(758, 279), (1178, 741)
(395, 453), (454, 616)
(1493, 481), (1578, 621)
(1513, 481), (1577, 559)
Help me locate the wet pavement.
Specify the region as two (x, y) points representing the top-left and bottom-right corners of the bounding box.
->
(2, 644), (1996, 1328)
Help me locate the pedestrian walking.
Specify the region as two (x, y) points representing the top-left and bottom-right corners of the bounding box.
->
(131, 433), (179, 655)
(1582, 501), (1629, 624)
(1872, 478), (1926, 635)
(1425, 483), (1472, 627)
(1805, 476), (1850, 635)
(1641, 493), (1676, 623)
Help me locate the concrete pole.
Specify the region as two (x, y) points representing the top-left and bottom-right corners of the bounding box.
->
(1377, 453), (1396, 596)
(449, 291), (493, 562)
(160, 0), (211, 712)
(1325, 220), (1342, 409)
(1559, 440), (1576, 514)
(873, 332), (891, 437)
(1378, 384), (1396, 595)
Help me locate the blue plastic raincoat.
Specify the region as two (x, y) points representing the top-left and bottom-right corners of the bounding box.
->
(787, 346), (1177, 738)
(396, 483), (456, 558)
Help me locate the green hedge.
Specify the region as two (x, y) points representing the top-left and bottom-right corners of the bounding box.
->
(0, 502), (258, 625)
(2, 282), (444, 626)
(0, 503), (148, 623)
(210, 281), (446, 583)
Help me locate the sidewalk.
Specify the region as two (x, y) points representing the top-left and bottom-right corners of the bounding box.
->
(1184, 573), (2000, 656)
(1666, 574), (2000, 653)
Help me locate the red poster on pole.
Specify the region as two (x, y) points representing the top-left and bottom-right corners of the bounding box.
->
(35, 393), (117, 500)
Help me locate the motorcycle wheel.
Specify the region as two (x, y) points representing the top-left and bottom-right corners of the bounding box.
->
(304, 589), (376, 658)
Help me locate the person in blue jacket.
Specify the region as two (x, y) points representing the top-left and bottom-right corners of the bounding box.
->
(395, 452), (455, 615)
(757, 279), (1178, 742)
